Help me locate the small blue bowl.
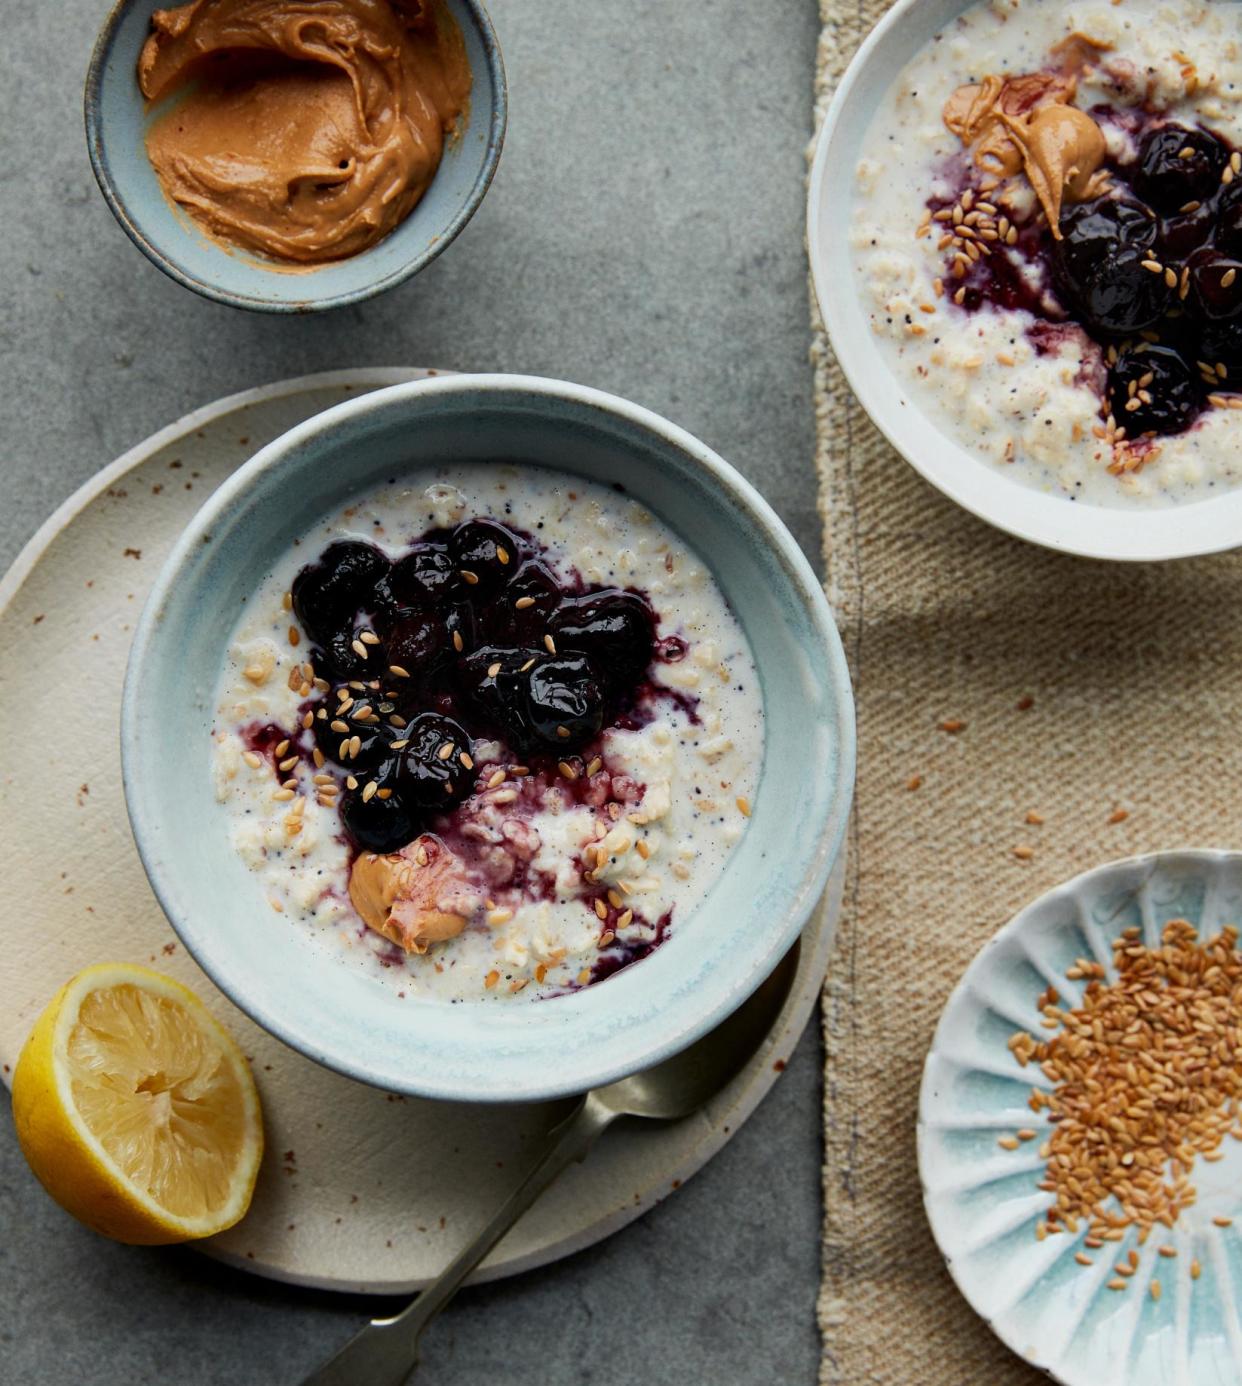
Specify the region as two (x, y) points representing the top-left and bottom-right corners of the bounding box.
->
(84, 0), (506, 312)
(121, 375), (856, 1102)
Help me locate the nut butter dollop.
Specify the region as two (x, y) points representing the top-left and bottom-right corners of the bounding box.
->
(943, 65), (1108, 237)
(138, 0), (470, 264)
(349, 834), (474, 955)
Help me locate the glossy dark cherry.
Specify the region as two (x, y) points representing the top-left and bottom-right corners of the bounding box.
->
(552, 591), (655, 689)
(1107, 346), (1202, 437)
(450, 519), (521, 596)
(392, 712), (475, 809)
(386, 612), (449, 682)
(1053, 201), (1169, 334)
(340, 778), (421, 854)
(1186, 248), (1242, 322)
(291, 540), (390, 645)
(1132, 124), (1229, 214)
(523, 655), (605, 747)
(389, 543), (458, 607)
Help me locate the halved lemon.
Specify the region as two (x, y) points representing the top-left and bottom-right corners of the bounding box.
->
(11, 963), (263, 1245)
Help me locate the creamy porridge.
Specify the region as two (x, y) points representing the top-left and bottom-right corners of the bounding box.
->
(852, 0), (1242, 506)
(211, 464), (763, 1002)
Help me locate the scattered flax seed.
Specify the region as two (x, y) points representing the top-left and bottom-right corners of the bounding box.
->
(1108, 807), (1129, 824)
(1025, 810), (1045, 825)
(359, 630), (380, 646)
(544, 634), (557, 655)
(907, 775), (922, 791)
(998, 1135), (1020, 1151)
(940, 719), (965, 734)
(273, 789), (295, 802)
(288, 625), (301, 647)
(1011, 920), (1242, 1250)
(558, 761), (578, 781)
(243, 751), (262, 769)
(487, 908), (514, 927)
(1158, 1246), (1177, 1259)
(514, 595), (536, 610)
(598, 931), (616, 948)
(1012, 845), (1034, 861)
(586, 757), (602, 777)
(1214, 1216), (1233, 1227)
(460, 569), (479, 586)
(484, 970), (499, 989)
(1017, 1129), (1037, 1142)
(636, 840), (650, 860)
(1150, 1280), (1162, 1302)
(351, 639), (367, 659)
(437, 742), (454, 761)
(487, 769), (506, 789)
(389, 665), (411, 678)
(452, 630), (464, 652)
(362, 781), (378, 804)
(460, 753), (474, 771)
(278, 755), (299, 773)
(1075, 1252), (1093, 1267)
(1107, 1280), (1128, 1292)
(594, 898), (608, 920)
(346, 775), (358, 791)
(1192, 1259), (1202, 1280)
(578, 969), (591, 986)
(736, 796), (751, 818)
(617, 909), (633, 929)
(487, 661), (502, 678)
(607, 889), (624, 909)
(301, 711), (314, 731)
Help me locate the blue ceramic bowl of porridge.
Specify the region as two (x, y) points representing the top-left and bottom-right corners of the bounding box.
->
(84, 0), (506, 312)
(122, 375), (855, 1102)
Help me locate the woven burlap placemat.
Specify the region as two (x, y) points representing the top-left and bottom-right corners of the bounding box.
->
(810, 3), (1242, 1381)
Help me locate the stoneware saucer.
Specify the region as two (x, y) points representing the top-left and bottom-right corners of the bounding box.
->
(0, 369), (845, 1291)
(807, 0), (1242, 561)
(122, 374), (856, 1103)
(920, 850), (1242, 1385)
(84, 0), (507, 311)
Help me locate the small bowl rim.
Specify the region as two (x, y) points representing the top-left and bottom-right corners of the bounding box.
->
(807, 0), (1242, 563)
(916, 846), (1242, 1384)
(83, 0), (508, 314)
(120, 372), (857, 1101)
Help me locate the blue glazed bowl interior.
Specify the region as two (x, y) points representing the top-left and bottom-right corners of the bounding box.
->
(85, 0), (506, 312)
(122, 376), (855, 1101)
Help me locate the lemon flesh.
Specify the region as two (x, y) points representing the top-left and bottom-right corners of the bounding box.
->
(11, 964), (263, 1244)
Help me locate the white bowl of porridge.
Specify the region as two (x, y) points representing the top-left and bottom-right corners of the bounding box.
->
(809, 0), (1242, 559)
(121, 375), (854, 1102)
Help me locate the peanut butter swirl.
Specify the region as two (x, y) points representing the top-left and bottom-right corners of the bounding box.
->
(943, 53), (1110, 237)
(139, 0), (470, 264)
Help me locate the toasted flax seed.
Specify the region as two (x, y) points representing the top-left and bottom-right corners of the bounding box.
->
(1008, 920), (1242, 1258)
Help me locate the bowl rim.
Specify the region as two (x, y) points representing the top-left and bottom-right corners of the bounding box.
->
(83, 0), (508, 314)
(806, 0), (1242, 563)
(120, 372), (857, 1101)
(915, 846), (1242, 1384)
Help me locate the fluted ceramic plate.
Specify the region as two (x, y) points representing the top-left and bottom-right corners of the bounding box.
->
(919, 850), (1242, 1386)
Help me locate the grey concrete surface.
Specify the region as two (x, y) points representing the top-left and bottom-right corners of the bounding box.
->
(0, 2), (824, 1383)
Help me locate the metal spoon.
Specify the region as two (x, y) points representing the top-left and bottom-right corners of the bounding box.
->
(302, 941), (800, 1386)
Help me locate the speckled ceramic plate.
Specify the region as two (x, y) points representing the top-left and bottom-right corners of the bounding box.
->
(0, 368), (842, 1293)
(919, 850), (1242, 1385)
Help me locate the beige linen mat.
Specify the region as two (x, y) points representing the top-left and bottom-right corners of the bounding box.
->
(811, 2), (1242, 1381)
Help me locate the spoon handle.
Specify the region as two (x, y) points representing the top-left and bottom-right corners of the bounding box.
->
(300, 1093), (615, 1386)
